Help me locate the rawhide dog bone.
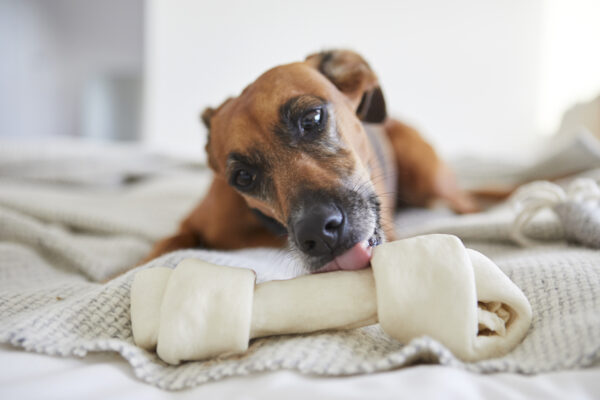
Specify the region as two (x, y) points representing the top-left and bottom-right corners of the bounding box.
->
(131, 234), (532, 365)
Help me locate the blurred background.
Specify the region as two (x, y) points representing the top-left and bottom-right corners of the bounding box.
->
(1, 0), (599, 163)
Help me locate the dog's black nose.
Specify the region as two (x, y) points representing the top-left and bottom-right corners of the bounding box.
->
(293, 203), (346, 257)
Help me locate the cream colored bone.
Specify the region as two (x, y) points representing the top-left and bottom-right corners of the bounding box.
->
(130, 234), (532, 365)
(250, 268), (378, 338)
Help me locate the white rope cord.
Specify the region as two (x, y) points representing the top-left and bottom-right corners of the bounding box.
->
(510, 178), (600, 247)
(567, 178), (600, 203)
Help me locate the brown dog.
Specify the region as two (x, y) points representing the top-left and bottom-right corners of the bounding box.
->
(144, 50), (475, 272)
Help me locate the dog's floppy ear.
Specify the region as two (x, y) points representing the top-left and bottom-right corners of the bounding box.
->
(200, 106), (217, 169)
(200, 97), (234, 130)
(306, 50), (387, 123)
(200, 98), (234, 170)
(200, 107), (216, 129)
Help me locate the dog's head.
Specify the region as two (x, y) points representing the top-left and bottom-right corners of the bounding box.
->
(202, 50), (388, 272)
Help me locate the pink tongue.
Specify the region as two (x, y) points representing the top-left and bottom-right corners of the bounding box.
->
(318, 240), (372, 272)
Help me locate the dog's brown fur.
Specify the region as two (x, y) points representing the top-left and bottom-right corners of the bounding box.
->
(143, 50), (475, 267)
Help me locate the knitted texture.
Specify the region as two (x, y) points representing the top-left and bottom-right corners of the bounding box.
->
(1, 162), (599, 390)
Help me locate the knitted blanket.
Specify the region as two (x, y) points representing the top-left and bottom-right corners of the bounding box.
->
(0, 145), (599, 390)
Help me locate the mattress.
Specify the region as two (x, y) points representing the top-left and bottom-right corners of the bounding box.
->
(2, 344), (599, 400)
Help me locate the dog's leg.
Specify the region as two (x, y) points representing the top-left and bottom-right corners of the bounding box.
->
(383, 119), (478, 213)
(142, 177), (287, 263)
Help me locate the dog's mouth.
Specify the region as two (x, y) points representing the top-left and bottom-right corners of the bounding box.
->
(288, 187), (384, 273)
(312, 228), (382, 273)
(315, 238), (375, 273)
(254, 205), (382, 273)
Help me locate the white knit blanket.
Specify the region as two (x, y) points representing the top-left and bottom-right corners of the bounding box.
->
(0, 143), (599, 390)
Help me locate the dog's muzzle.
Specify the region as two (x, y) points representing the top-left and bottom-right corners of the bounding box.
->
(288, 189), (382, 272)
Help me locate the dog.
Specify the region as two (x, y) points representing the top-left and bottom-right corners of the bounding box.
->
(144, 50), (476, 272)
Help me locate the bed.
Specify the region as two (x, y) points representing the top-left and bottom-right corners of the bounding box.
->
(0, 136), (599, 398)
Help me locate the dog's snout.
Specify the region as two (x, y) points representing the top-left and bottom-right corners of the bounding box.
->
(293, 203), (346, 257)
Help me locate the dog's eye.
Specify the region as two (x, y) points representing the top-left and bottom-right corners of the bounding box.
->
(233, 169), (256, 189)
(299, 108), (325, 136)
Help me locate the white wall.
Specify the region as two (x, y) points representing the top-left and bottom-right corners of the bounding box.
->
(4, 1), (598, 155)
(143, 0), (544, 161)
(537, 0), (600, 136)
(0, 0), (143, 139)
(0, 0), (64, 138)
